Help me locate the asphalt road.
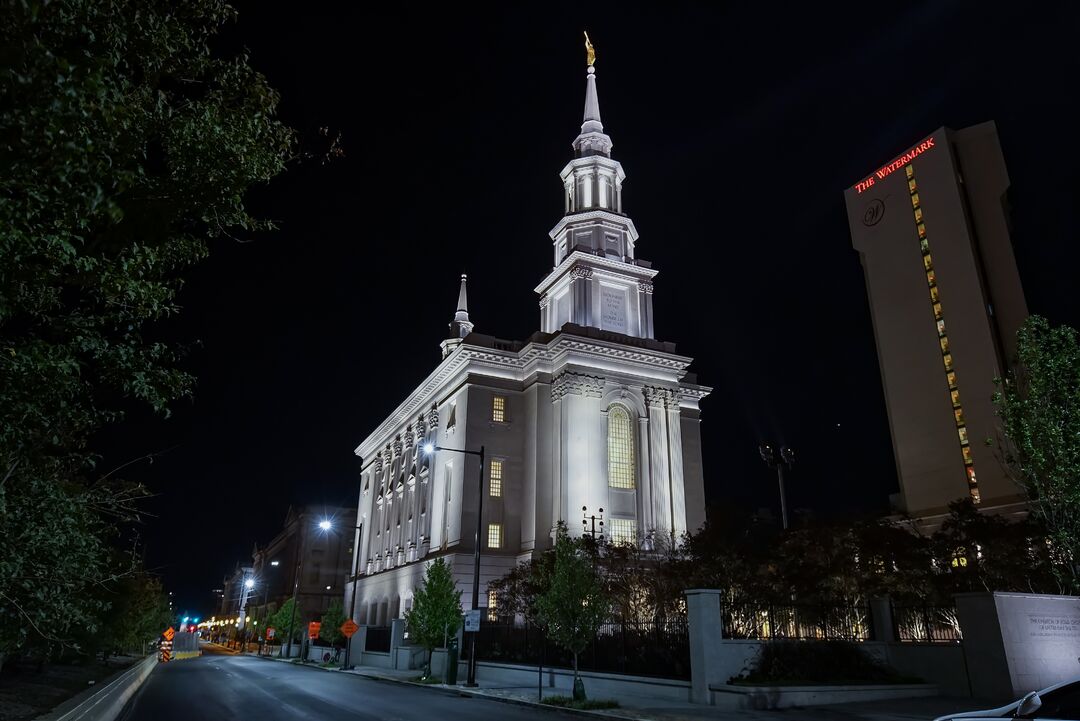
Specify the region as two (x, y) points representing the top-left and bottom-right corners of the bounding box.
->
(120, 647), (556, 721)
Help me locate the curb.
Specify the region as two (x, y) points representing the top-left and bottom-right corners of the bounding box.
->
(35, 654), (157, 721)
(247, 654), (640, 720)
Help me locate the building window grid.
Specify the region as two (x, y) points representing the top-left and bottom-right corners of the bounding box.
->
(487, 523), (502, 549)
(608, 518), (637, 546)
(489, 459), (503, 497)
(492, 395), (506, 423)
(907, 165), (979, 504)
(607, 405), (636, 489)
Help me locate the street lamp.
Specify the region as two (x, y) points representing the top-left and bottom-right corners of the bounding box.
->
(315, 510), (365, 669)
(285, 517), (334, 660)
(759, 443), (795, 530)
(424, 442), (485, 687)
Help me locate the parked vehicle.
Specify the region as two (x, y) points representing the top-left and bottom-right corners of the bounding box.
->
(935, 678), (1080, 720)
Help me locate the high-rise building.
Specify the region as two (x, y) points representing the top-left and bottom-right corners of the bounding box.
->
(346, 49), (711, 625)
(844, 122), (1028, 523)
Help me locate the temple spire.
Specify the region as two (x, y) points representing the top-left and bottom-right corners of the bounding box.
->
(441, 274), (474, 358)
(573, 32), (612, 157)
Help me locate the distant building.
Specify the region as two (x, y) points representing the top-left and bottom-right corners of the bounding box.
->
(844, 122), (1028, 524)
(222, 505), (357, 630)
(347, 53), (711, 626)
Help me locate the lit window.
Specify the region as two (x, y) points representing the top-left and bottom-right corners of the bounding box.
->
(954, 407), (964, 424)
(923, 254), (933, 271)
(918, 223), (926, 239)
(607, 405), (635, 489)
(905, 166), (914, 179)
(950, 389), (961, 407)
(958, 426), (969, 444)
(492, 396), (506, 423)
(937, 320), (947, 337)
(951, 550), (968, 569)
(487, 523), (502, 549)
(487, 589), (498, 621)
(914, 207), (924, 223)
(933, 302), (943, 320)
(962, 446), (973, 463)
(967, 466), (978, 485)
(930, 286), (939, 302)
(970, 487), (981, 503)
(608, 518), (637, 546)
(940, 336), (949, 353)
(907, 178), (917, 192)
(920, 239), (929, 253)
(943, 353), (953, 370)
(489, 459), (503, 497)
(911, 192), (921, 207)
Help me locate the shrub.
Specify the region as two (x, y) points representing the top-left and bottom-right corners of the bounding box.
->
(541, 695), (620, 710)
(731, 641), (921, 685)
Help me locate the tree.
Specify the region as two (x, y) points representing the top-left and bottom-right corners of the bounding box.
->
(319, 600), (346, 648)
(404, 558), (462, 678)
(267, 598), (303, 645)
(534, 525), (611, 700)
(0, 0), (295, 662)
(994, 316), (1080, 591)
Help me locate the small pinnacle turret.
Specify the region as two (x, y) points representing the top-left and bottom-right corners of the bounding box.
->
(441, 274), (474, 358)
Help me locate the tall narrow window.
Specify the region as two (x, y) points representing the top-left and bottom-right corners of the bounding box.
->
(492, 395), (506, 423)
(487, 589), (498, 621)
(608, 518), (637, 546)
(487, 523), (502, 549)
(607, 405), (635, 489)
(489, 459), (503, 497)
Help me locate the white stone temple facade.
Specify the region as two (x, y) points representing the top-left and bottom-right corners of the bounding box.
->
(346, 56), (711, 626)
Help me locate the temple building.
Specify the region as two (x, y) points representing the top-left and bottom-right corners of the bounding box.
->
(347, 45), (711, 625)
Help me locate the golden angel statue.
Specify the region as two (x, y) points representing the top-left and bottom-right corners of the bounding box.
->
(584, 31), (596, 66)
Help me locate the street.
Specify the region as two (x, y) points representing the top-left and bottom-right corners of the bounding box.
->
(120, 647), (555, 721)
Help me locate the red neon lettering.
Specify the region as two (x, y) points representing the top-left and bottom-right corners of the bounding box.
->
(853, 136), (937, 192)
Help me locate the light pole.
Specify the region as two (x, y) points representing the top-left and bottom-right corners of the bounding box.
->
(423, 441), (484, 687)
(322, 516), (365, 670)
(759, 443), (795, 530)
(285, 517), (332, 660)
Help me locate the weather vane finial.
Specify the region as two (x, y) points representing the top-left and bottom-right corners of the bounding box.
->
(584, 31), (596, 67)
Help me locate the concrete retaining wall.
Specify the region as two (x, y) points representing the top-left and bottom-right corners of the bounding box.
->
(710, 682), (938, 710)
(37, 654), (156, 721)
(470, 660), (692, 702)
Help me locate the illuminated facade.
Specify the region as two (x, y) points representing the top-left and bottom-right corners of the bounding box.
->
(346, 59), (710, 625)
(844, 122), (1028, 523)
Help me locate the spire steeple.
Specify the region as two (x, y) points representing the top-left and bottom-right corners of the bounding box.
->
(573, 32), (612, 158)
(441, 274), (474, 358)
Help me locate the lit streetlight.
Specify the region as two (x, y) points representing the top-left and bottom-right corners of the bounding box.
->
(317, 512), (365, 670)
(424, 442), (485, 687)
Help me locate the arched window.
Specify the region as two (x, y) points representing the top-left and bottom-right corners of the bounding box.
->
(607, 405), (635, 489)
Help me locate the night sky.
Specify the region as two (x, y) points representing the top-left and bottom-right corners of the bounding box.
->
(95, 2), (1080, 617)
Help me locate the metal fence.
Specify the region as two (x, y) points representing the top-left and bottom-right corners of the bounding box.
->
(721, 602), (873, 641)
(467, 618), (691, 680)
(892, 603), (962, 643)
(365, 626), (392, 652)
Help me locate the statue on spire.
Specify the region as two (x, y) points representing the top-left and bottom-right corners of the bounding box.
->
(584, 31), (596, 67)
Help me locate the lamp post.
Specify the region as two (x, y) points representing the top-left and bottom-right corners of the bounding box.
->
(423, 441), (484, 687)
(285, 517), (332, 660)
(758, 443), (795, 530)
(322, 516), (365, 670)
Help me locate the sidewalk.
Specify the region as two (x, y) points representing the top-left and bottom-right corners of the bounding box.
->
(244, 651), (974, 721)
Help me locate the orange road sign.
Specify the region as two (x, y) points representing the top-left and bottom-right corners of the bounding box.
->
(340, 619), (359, 638)
(163, 627), (175, 641)
(308, 621), (321, 639)
(265, 626), (276, 639)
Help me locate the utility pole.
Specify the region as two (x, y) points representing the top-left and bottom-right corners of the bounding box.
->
(758, 443), (795, 530)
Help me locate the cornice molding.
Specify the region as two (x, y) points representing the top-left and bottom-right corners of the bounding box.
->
(534, 250), (657, 296)
(354, 331), (697, 459)
(548, 209), (639, 243)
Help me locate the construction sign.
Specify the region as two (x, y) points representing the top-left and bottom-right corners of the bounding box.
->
(308, 621), (321, 639)
(163, 626), (175, 641)
(340, 619), (359, 638)
(265, 626), (276, 640)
